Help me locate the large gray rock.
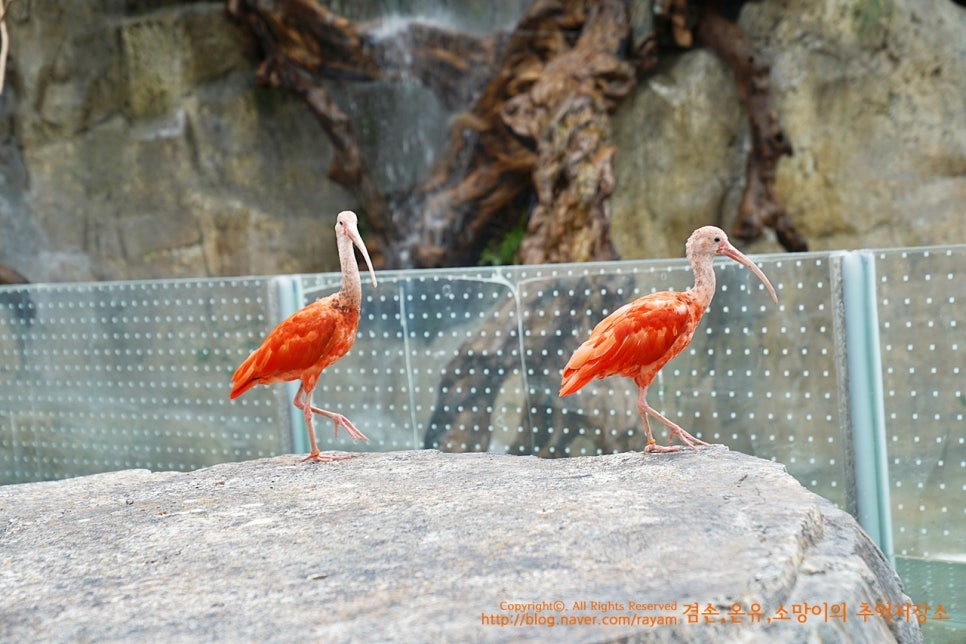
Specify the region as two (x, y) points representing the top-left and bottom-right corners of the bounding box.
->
(611, 0), (966, 259)
(0, 447), (921, 642)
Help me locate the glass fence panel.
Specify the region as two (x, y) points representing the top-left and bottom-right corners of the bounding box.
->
(292, 273), (414, 454)
(874, 245), (965, 628)
(296, 271), (528, 455)
(516, 255), (846, 505)
(0, 253), (848, 504)
(519, 261), (695, 458)
(0, 278), (289, 484)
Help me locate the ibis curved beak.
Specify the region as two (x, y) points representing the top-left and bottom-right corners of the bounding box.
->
(344, 218), (378, 289)
(719, 243), (778, 304)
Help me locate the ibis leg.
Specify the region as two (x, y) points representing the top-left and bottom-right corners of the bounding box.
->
(306, 404), (369, 442)
(292, 386), (355, 462)
(637, 386), (710, 453)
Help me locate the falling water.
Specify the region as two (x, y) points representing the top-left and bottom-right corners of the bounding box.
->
(325, 1), (530, 221)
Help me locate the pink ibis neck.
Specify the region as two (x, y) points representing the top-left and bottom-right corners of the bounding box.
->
(686, 246), (718, 312)
(337, 231), (363, 308)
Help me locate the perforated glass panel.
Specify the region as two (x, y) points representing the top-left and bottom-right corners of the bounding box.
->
(875, 246), (965, 630)
(0, 279), (289, 483)
(512, 255), (845, 506)
(278, 256), (847, 505)
(296, 271), (527, 455)
(0, 255), (848, 506)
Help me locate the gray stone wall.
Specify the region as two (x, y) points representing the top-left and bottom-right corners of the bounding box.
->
(611, 0), (966, 259)
(1, 0), (963, 282)
(3, 1), (352, 282)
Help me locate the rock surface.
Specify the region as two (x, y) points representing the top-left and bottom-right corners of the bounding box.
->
(3, 1), (350, 282)
(612, 0), (966, 258)
(0, 447), (921, 642)
(3, 0), (964, 281)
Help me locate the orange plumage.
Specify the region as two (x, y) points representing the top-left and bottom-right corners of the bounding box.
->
(559, 226), (778, 453)
(559, 292), (704, 397)
(230, 210), (377, 462)
(230, 296), (360, 401)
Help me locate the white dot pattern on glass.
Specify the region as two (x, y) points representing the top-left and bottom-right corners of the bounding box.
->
(0, 279), (284, 483)
(0, 258), (842, 500)
(518, 255), (843, 505)
(305, 272), (525, 455)
(875, 247), (964, 565)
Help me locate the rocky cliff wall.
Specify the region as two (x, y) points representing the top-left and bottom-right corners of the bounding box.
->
(3, 1), (351, 282)
(611, 0), (966, 259)
(1, 0), (963, 282)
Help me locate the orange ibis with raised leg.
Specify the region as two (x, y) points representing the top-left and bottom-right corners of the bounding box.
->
(230, 210), (377, 462)
(559, 226), (778, 453)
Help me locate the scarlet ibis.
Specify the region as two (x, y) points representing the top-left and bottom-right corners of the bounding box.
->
(230, 210), (378, 462)
(559, 226), (778, 453)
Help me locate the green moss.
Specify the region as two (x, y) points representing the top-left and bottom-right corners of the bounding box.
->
(852, 0), (894, 41)
(478, 212), (529, 266)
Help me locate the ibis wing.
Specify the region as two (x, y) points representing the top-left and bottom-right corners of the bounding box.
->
(559, 293), (696, 396)
(230, 298), (357, 398)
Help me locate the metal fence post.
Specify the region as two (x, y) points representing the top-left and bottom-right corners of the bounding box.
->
(272, 275), (308, 455)
(840, 251), (894, 563)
